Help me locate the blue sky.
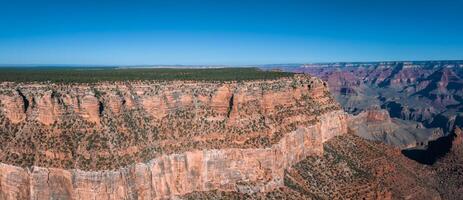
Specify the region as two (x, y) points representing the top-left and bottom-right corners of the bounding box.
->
(0, 0), (462, 65)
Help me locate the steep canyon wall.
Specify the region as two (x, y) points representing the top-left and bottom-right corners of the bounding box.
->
(0, 75), (347, 199)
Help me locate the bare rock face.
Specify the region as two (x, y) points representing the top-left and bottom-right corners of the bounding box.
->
(452, 126), (462, 147)
(107, 94), (124, 115)
(0, 111), (347, 199)
(35, 91), (62, 125)
(365, 106), (391, 123)
(0, 75), (349, 199)
(320, 110), (348, 142)
(349, 106), (443, 148)
(0, 91), (26, 124)
(0, 164), (30, 200)
(79, 94), (101, 124)
(141, 96), (168, 120)
(210, 85), (233, 116)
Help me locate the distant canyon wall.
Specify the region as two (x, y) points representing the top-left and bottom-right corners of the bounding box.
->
(348, 107), (443, 149)
(295, 63), (463, 133)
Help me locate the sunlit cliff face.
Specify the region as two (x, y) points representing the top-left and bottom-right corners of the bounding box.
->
(0, 75), (349, 199)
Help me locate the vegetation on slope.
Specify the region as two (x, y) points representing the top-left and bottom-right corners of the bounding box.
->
(181, 133), (444, 199)
(0, 67), (294, 83)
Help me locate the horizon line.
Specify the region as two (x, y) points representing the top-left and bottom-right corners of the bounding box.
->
(0, 59), (462, 67)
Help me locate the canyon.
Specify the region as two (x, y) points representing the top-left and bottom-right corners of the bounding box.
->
(0, 67), (461, 199)
(0, 74), (348, 199)
(275, 61), (463, 151)
(183, 129), (463, 199)
(348, 106), (443, 148)
(290, 61), (463, 132)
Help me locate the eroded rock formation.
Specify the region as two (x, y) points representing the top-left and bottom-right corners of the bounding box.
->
(0, 75), (347, 199)
(0, 91), (26, 124)
(293, 61), (463, 132)
(349, 106), (443, 148)
(0, 110), (347, 199)
(182, 133), (446, 199)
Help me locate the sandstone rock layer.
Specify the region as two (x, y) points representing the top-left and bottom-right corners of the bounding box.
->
(0, 75), (347, 199)
(0, 110), (347, 200)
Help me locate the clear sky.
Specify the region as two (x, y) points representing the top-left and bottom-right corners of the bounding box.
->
(0, 0), (462, 65)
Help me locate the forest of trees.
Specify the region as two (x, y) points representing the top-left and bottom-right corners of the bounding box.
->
(0, 67), (294, 83)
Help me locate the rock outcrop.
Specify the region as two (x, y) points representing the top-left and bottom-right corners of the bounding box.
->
(182, 133), (446, 199)
(0, 110), (347, 200)
(0, 75), (348, 199)
(348, 106), (443, 148)
(0, 90), (27, 124)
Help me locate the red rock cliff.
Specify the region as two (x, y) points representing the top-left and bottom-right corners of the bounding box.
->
(0, 75), (347, 199)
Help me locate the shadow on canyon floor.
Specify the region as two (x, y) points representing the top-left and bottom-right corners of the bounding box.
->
(402, 132), (456, 165)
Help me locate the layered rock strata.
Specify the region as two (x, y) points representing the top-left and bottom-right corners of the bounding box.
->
(0, 75), (347, 199)
(348, 106), (443, 148)
(0, 110), (346, 199)
(294, 61), (463, 131)
(182, 133), (444, 199)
